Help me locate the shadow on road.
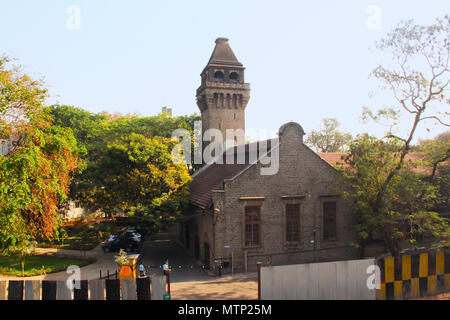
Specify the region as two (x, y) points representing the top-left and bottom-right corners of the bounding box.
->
(140, 227), (212, 283)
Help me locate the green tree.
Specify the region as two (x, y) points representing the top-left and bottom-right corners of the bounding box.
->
(10, 240), (37, 277)
(48, 104), (106, 151)
(74, 131), (191, 224)
(362, 17), (450, 192)
(338, 135), (449, 257)
(0, 57), (83, 253)
(305, 118), (352, 152)
(49, 106), (199, 226)
(416, 131), (450, 211)
(49, 106), (202, 173)
(341, 17), (450, 257)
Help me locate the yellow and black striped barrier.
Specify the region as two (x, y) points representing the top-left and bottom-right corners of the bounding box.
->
(377, 250), (450, 299)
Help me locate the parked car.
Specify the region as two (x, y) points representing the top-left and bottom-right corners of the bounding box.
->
(102, 232), (141, 253)
(124, 231), (141, 242)
(125, 225), (148, 241)
(135, 228), (148, 241)
(105, 235), (116, 242)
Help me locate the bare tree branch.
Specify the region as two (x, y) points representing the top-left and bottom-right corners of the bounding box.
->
(419, 115), (450, 126)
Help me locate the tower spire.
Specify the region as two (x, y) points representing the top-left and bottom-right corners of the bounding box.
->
(207, 38), (242, 67)
(196, 38), (250, 150)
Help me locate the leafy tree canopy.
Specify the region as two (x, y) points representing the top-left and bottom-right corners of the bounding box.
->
(338, 134), (449, 256)
(305, 118), (352, 152)
(49, 105), (198, 226)
(416, 131), (450, 211)
(339, 16), (450, 257)
(0, 57), (83, 253)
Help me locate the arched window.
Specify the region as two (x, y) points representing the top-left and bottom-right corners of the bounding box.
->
(229, 72), (239, 82)
(214, 71), (224, 81)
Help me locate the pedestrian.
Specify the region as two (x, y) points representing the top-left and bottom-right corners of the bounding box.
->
(163, 259), (169, 276)
(139, 262), (146, 278)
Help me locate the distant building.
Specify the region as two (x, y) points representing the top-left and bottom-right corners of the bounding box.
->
(0, 137), (17, 155)
(60, 200), (91, 220)
(59, 200), (117, 221)
(161, 106), (172, 117)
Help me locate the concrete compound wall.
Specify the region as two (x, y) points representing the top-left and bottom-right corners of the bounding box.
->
(260, 258), (376, 300)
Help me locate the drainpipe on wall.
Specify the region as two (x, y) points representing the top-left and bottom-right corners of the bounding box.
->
(312, 230), (317, 263)
(212, 206), (221, 275)
(231, 250), (234, 275)
(212, 208), (216, 273)
(244, 250), (247, 273)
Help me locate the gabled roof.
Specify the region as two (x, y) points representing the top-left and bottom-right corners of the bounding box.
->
(189, 139), (275, 209)
(189, 163), (248, 209)
(189, 139), (282, 208)
(189, 147), (437, 209)
(207, 38), (243, 67)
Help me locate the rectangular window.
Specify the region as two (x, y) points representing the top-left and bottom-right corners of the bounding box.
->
(244, 206), (261, 246)
(286, 204), (300, 242)
(323, 201), (337, 240)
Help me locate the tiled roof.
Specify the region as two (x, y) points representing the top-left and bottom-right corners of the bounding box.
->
(190, 147), (435, 209)
(189, 140), (273, 208)
(189, 163), (249, 208)
(317, 152), (347, 167)
(317, 152), (432, 174)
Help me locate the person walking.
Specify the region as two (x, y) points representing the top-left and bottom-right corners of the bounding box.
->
(163, 259), (169, 276)
(139, 262), (146, 278)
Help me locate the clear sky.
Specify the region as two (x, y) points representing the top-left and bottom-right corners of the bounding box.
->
(1, 0), (449, 142)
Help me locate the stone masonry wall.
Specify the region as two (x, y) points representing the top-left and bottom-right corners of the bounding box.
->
(213, 123), (357, 273)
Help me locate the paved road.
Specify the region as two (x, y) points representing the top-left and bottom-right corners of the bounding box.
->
(171, 273), (257, 300)
(0, 227), (259, 300)
(0, 226), (212, 282)
(139, 228), (212, 283)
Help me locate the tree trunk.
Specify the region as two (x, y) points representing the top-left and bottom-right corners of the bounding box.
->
(357, 240), (366, 259)
(385, 238), (400, 257)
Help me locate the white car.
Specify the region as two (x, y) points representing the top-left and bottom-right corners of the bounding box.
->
(124, 231), (141, 242)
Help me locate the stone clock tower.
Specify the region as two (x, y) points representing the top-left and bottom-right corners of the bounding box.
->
(196, 38), (250, 147)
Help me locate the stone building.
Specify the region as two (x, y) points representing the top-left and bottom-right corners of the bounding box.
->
(196, 37), (250, 148)
(59, 200), (104, 221)
(0, 137), (17, 155)
(179, 38), (357, 273)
